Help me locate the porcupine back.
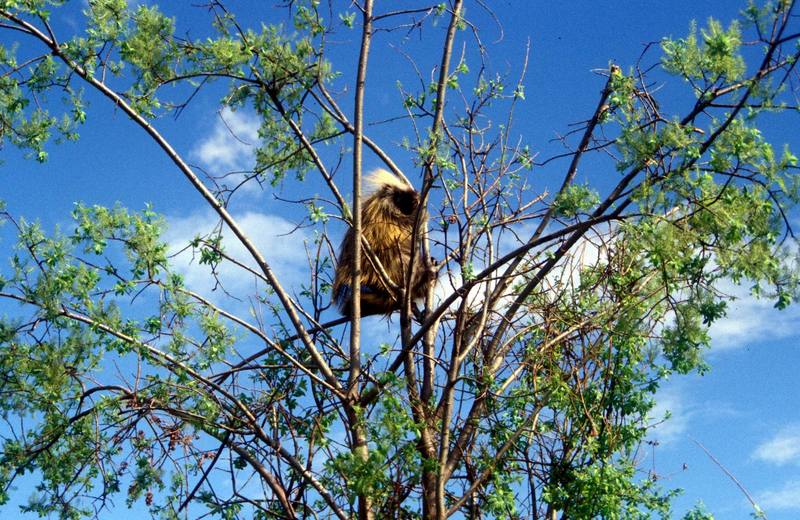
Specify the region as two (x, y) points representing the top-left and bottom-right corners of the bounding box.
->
(332, 169), (420, 316)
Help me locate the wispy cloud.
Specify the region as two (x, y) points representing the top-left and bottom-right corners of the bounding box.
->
(193, 107), (260, 176)
(757, 479), (800, 510)
(646, 385), (741, 448)
(432, 223), (615, 316)
(648, 386), (691, 445)
(752, 425), (800, 466)
(165, 210), (313, 303)
(708, 279), (800, 351)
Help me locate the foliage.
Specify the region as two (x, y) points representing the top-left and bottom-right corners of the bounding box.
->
(0, 1), (798, 519)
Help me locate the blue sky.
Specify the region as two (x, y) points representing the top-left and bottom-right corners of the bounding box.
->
(1, 1), (799, 518)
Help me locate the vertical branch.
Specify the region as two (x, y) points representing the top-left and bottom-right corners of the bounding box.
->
(421, 1), (463, 407)
(418, 1), (464, 385)
(394, 2), (465, 518)
(349, 2), (374, 519)
(349, 0), (374, 395)
(432, 3), (465, 519)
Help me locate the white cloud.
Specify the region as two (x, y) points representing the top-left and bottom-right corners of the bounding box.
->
(433, 270), (493, 315)
(709, 279), (800, 351)
(193, 107), (260, 176)
(753, 425), (800, 466)
(648, 387), (691, 445)
(647, 385), (744, 451)
(165, 210), (312, 303)
(431, 223), (615, 318)
(757, 479), (800, 510)
(540, 225), (612, 296)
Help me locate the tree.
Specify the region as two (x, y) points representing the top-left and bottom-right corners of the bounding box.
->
(0, 0), (798, 518)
